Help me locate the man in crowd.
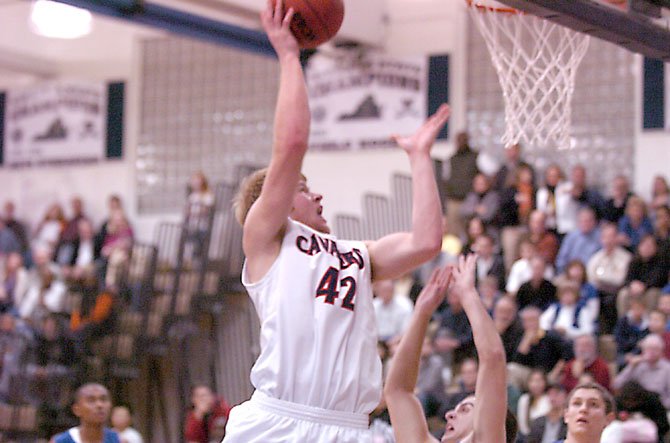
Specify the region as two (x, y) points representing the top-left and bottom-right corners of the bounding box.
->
(555, 207), (601, 273)
(443, 131), (479, 238)
(373, 279), (413, 344)
(560, 334), (611, 392)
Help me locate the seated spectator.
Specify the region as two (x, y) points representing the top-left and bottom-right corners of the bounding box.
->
(614, 299), (649, 368)
(566, 164), (605, 219)
(508, 306), (571, 390)
(516, 369), (551, 438)
(555, 260), (601, 330)
(55, 196), (89, 266)
(62, 219), (99, 289)
(497, 163), (536, 270)
(0, 219), (21, 256)
(0, 252), (29, 315)
(70, 288), (116, 357)
(506, 241), (554, 296)
(3, 200), (29, 258)
(17, 247), (67, 323)
(416, 333), (448, 420)
(473, 234), (505, 291)
(434, 285), (473, 366)
(617, 196), (653, 252)
(536, 164), (570, 236)
(522, 211), (560, 268)
(492, 295), (523, 362)
(650, 175), (670, 216)
(613, 334), (670, 409)
(493, 142), (535, 191)
(111, 406), (144, 443)
(540, 284), (596, 341)
(526, 382), (568, 443)
(516, 256), (557, 311)
(615, 381), (669, 443)
(561, 334), (611, 393)
(184, 385), (231, 443)
(51, 383), (119, 443)
(459, 173), (500, 230)
(460, 216), (487, 255)
(555, 207), (601, 273)
(99, 210), (134, 290)
(0, 313), (31, 399)
(33, 203), (65, 258)
(373, 279), (413, 343)
(647, 310), (670, 360)
(617, 235), (666, 317)
(94, 195), (124, 258)
(442, 357), (478, 412)
(658, 293), (670, 328)
(602, 175), (633, 224)
(478, 275), (501, 315)
(654, 205), (670, 271)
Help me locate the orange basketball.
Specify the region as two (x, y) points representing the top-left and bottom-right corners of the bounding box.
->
(277, 0), (345, 49)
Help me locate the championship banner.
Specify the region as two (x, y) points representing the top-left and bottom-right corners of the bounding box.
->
(3, 81), (107, 166)
(305, 50), (428, 151)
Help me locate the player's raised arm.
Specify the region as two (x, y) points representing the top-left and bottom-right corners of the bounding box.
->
(242, 0), (310, 270)
(366, 105), (450, 281)
(384, 265), (452, 443)
(452, 255), (507, 443)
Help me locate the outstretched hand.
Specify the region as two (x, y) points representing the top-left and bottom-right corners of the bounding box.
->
(391, 103), (450, 156)
(449, 254), (478, 300)
(415, 265), (453, 315)
(260, 0), (299, 59)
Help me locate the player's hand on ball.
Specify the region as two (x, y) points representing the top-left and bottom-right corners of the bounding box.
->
(392, 103), (450, 156)
(261, 0), (299, 58)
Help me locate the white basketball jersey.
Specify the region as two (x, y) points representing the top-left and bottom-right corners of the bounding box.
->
(242, 218), (382, 414)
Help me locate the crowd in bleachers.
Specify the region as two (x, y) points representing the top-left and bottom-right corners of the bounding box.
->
(372, 134), (670, 443)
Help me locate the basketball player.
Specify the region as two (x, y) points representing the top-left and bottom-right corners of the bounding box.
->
(557, 382), (615, 443)
(51, 383), (119, 443)
(384, 255), (517, 443)
(224, 0), (449, 441)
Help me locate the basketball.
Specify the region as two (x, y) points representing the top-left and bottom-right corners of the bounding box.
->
(276, 0), (345, 48)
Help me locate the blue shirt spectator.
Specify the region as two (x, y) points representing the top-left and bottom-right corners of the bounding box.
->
(555, 208), (601, 273)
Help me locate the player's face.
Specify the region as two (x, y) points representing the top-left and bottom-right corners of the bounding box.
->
(442, 396), (475, 442)
(291, 179), (330, 234)
(564, 388), (612, 438)
(73, 385), (112, 426)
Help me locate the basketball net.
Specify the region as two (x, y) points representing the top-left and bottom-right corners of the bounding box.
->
(466, 0), (590, 150)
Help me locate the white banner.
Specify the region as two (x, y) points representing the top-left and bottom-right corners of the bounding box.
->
(306, 50), (427, 151)
(3, 81), (107, 166)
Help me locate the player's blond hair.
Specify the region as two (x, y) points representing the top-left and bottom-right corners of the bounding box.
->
(233, 168), (306, 226)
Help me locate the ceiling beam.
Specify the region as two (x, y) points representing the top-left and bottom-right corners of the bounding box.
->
(497, 0), (670, 60)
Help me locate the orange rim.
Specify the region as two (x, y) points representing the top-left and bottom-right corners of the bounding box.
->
(465, 0), (520, 14)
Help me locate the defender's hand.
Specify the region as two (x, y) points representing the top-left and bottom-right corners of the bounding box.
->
(392, 104), (450, 156)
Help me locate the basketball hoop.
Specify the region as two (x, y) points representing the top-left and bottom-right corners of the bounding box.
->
(466, 0), (590, 150)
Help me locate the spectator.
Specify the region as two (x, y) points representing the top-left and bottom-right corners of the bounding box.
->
(70, 288), (116, 357)
(658, 293), (670, 329)
(561, 334), (611, 393)
(617, 235), (666, 317)
(0, 219), (21, 256)
(492, 295), (523, 363)
(94, 195), (124, 259)
(647, 310), (670, 359)
(184, 385), (231, 443)
(18, 247), (67, 323)
(473, 234), (505, 291)
(653, 205), (670, 270)
(540, 284), (596, 341)
(587, 223), (632, 333)
(33, 203), (65, 258)
(185, 171), (215, 262)
(0, 252), (29, 314)
(497, 163), (536, 270)
(536, 164), (566, 235)
(435, 285), (474, 366)
(461, 216), (487, 256)
(615, 381), (669, 443)
(561, 382), (615, 443)
(617, 196), (653, 252)
(526, 383), (568, 443)
(556, 260), (600, 328)
(415, 332), (448, 420)
(650, 175), (670, 216)
(373, 279), (413, 343)
(50, 383), (119, 443)
(566, 164), (605, 219)
(442, 357), (478, 412)
(478, 275), (501, 315)
(56, 196), (88, 266)
(111, 406), (144, 443)
(602, 175), (633, 224)
(516, 369), (551, 437)
(509, 306), (571, 389)
(3, 200), (29, 257)
(613, 334), (670, 409)
(506, 241), (554, 296)
(62, 219), (99, 288)
(444, 131), (479, 238)
(0, 313), (31, 399)
(555, 207), (601, 273)
(493, 142), (535, 191)
(99, 210), (133, 290)
(614, 299), (649, 368)
(519, 210), (560, 268)
(459, 172), (500, 229)
(516, 256), (557, 311)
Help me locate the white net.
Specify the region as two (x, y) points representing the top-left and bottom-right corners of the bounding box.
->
(466, 1), (590, 150)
